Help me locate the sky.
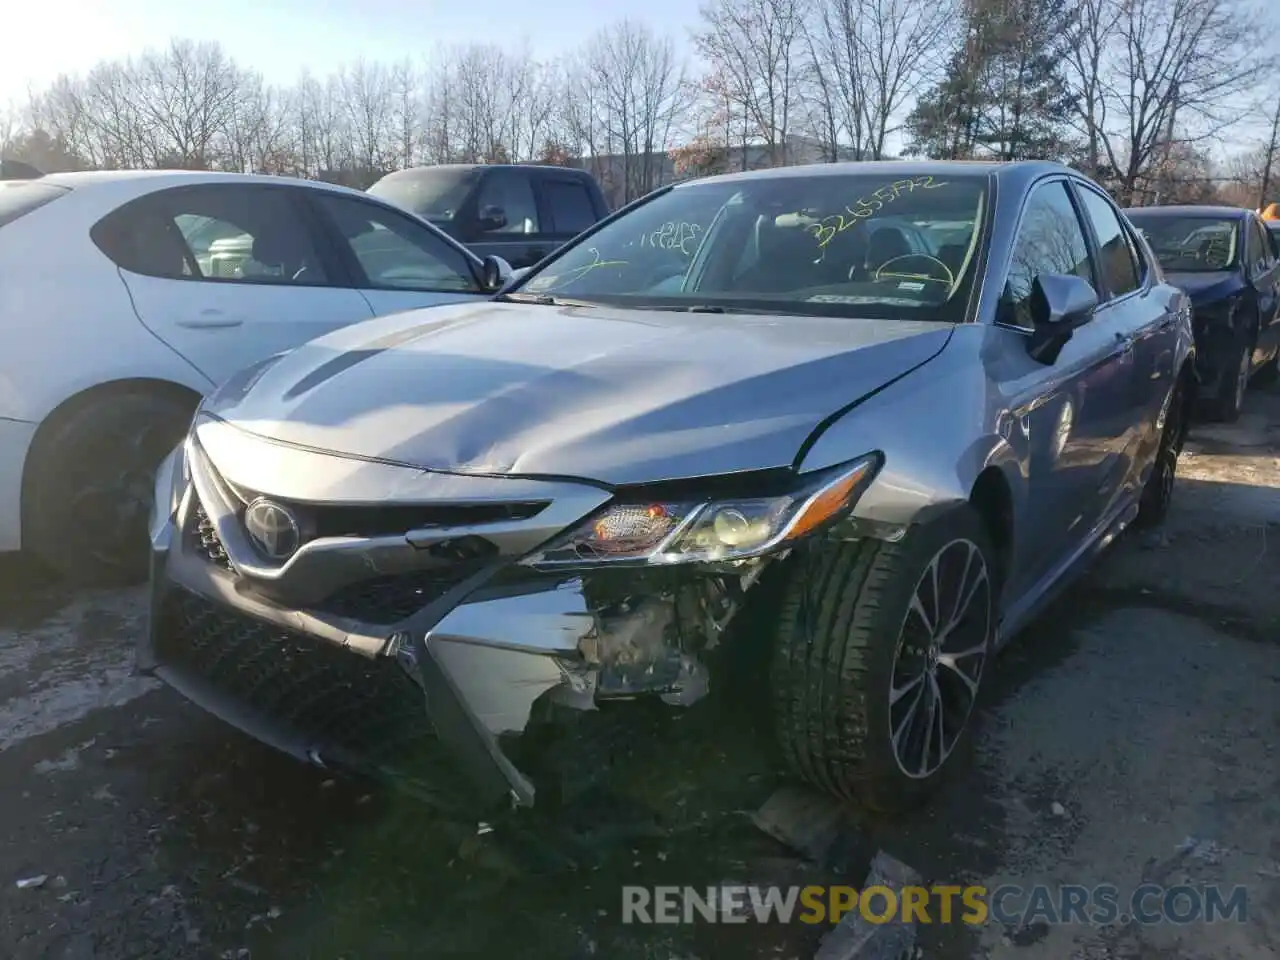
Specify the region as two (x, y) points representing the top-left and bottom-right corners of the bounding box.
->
(0, 0), (700, 102)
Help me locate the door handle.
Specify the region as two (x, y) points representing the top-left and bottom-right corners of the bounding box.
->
(176, 317), (244, 329)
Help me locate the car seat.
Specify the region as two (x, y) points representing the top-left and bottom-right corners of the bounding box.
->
(252, 229), (314, 282)
(815, 224), (870, 284)
(937, 243), (968, 276)
(741, 220), (820, 292)
(864, 227), (913, 276)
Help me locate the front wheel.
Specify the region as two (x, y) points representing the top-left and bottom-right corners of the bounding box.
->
(1210, 335), (1251, 422)
(1135, 377), (1186, 530)
(770, 506), (997, 811)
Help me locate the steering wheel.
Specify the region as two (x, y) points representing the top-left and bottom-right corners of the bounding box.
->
(873, 254), (954, 287)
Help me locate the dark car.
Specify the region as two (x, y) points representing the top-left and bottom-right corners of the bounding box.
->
(145, 161), (1193, 818)
(368, 164), (609, 269)
(1125, 205), (1280, 421)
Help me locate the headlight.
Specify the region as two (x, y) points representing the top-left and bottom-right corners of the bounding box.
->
(522, 454), (880, 568)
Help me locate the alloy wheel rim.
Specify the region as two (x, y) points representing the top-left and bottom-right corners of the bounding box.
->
(888, 538), (992, 779)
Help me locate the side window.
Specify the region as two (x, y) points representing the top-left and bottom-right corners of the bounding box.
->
(312, 193), (481, 293)
(1250, 219), (1273, 269)
(91, 186), (330, 286)
(1076, 188), (1139, 298)
(1244, 219), (1263, 272)
(474, 171), (540, 235)
(1001, 181), (1094, 329)
(543, 179), (599, 235)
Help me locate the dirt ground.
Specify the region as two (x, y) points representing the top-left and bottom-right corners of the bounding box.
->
(0, 386), (1278, 960)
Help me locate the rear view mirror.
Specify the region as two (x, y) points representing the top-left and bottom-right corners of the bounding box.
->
(1026, 274), (1099, 365)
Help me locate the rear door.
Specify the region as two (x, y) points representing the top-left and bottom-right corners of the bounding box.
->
(303, 191), (488, 317)
(467, 168), (554, 268)
(1244, 215), (1280, 358)
(92, 183), (375, 387)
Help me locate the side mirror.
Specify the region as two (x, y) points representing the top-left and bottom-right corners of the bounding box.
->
(1026, 274), (1099, 365)
(478, 204), (508, 232)
(480, 254), (514, 292)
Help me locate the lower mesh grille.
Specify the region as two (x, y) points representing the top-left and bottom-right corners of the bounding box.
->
(311, 569), (479, 625)
(156, 590), (436, 762)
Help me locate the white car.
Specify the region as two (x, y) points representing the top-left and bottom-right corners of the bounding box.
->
(0, 169), (512, 584)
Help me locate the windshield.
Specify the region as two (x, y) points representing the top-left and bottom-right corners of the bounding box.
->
(1126, 214), (1238, 273)
(514, 171), (990, 322)
(368, 168), (477, 222)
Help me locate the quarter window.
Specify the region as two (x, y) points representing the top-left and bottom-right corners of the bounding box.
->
(474, 171), (540, 235)
(1001, 182), (1094, 329)
(313, 193), (481, 293)
(91, 186), (330, 285)
(1077, 188), (1139, 297)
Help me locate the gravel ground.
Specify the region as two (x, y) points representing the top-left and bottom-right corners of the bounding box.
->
(0, 387), (1278, 960)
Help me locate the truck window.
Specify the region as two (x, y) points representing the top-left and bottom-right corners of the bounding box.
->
(475, 171), (539, 235)
(544, 179), (598, 235)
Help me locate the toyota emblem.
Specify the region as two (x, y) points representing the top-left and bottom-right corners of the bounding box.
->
(243, 498), (301, 560)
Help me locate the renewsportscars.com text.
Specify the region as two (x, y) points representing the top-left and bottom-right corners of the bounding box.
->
(620, 883), (1249, 926)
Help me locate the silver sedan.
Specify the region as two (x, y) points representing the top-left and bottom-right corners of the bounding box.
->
(142, 160), (1193, 815)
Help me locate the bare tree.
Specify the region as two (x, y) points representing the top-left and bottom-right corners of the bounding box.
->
(338, 58), (395, 180)
(695, 0), (809, 166)
(806, 0), (955, 159)
(569, 21), (693, 203)
(1064, 0), (1267, 203)
(136, 40), (245, 168)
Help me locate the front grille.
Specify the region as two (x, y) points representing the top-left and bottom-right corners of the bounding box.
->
(189, 501), (231, 570)
(312, 569), (479, 624)
(217, 494), (549, 541)
(157, 590), (436, 762)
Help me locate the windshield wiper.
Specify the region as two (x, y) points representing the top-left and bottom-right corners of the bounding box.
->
(495, 292), (601, 307)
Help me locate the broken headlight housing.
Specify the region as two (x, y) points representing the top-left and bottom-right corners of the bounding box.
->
(522, 454), (881, 568)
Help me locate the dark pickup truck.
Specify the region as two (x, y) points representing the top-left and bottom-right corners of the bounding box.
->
(368, 164), (610, 269)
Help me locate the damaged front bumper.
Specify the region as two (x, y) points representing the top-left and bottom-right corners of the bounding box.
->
(141, 422), (821, 811)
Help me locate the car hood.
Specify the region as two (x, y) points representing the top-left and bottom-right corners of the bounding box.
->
(1163, 270), (1241, 305)
(202, 300), (953, 487)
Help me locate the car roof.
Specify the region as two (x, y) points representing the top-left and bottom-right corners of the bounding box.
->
(675, 159), (1073, 191)
(381, 164), (590, 177)
(38, 169), (371, 198)
(1123, 204), (1250, 218)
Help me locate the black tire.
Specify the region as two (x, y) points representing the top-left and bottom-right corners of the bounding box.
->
(770, 505), (997, 812)
(1209, 333), (1251, 423)
(1134, 376), (1187, 530)
(24, 390), (195, 586)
